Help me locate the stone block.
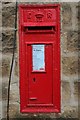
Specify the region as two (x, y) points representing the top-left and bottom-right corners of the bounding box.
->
(0, 5), (2, 28)
(10, 83), (20, 103)
(61, 81), (71, 105)
(61, 106), (78, 118)
(61, 31), (79, 54)
(2, 77), (10, 101)
(0, 42), (2, 53)
(62, 57), (78, 75)
(0, 78), (2, 101)
(9, 103), (20, 118)
(2, 3), (15, 27)
(78, 57), (80, 76)
(2, 30), (16, 53)
(2, 82), (8, 100)
(61, 3), (72, 29)
(76, 3), (80, 30)
(14, 56), (19, 76)
(2, 100), (7, 118)
(0, 101), (2, 119)
(74, 81), (80, 102)
(61, 32), (68, 54)
(0, 27), (2, 52)
(67, 31), (79, 52)
(0, 58), (2, 76)
(2, 56), (11, 77)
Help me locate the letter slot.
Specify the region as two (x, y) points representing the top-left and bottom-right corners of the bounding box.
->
(23, 26), (56, 33)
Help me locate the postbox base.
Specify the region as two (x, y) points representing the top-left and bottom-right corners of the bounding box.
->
(21, 108), (60, 113)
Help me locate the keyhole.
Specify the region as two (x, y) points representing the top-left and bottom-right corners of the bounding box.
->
(33, 78), (36, 82)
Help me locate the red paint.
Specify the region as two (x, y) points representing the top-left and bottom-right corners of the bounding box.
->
(19, 4), (60, 113)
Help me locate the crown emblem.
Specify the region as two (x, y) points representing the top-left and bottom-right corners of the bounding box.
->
(35, 12), (44, 22)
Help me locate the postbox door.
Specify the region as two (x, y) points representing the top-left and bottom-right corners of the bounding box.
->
(27, 44), (53, 105)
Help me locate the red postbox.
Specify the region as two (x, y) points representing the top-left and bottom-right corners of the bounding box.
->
(19, 4), (60, 113)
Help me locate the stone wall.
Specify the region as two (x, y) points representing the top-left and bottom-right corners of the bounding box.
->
(0, 1), (80, 119)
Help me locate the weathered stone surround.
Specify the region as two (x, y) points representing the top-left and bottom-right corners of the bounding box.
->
(0, 1), (80, 119)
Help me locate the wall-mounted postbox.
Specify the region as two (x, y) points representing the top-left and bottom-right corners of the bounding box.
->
(19, 4), (60, 113)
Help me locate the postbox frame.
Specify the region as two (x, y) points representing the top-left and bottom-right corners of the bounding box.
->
(19, 4), (60, 113)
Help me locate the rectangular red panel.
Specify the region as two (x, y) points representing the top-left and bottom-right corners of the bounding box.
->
(27, 44), (53, 105)
(19, 4), (60, 113)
